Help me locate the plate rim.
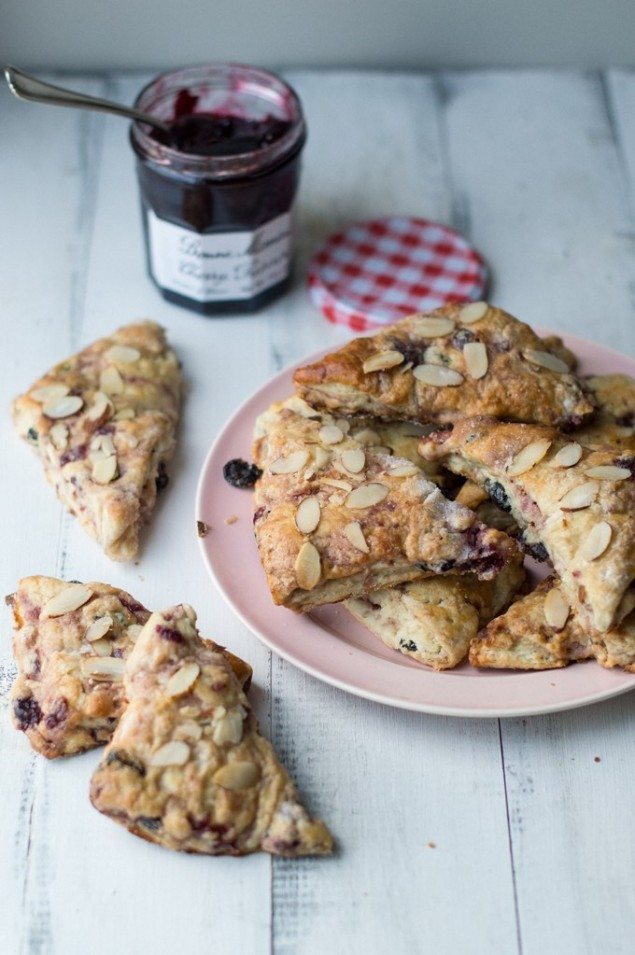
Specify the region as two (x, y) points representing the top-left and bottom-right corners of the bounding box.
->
(196, 326), (635, 718)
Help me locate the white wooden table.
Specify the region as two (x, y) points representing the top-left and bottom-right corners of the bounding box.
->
(1, 70), (634, 955)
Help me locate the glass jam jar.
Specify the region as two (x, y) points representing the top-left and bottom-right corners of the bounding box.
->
(130, 64), (306, 314)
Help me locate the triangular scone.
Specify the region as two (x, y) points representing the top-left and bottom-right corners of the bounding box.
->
(470, 576), (635, 672)
(252, 397), (520, 611)
(9, 577), (251, 759)
(575, 374), (635, 452)
(419, 417), (635, 632)
(342, 417), (453, 490)
(293, 303), (593, 429)
(90, 605), (333, 857)
(11, 321), (182, 561)
(345, 554), (525, 670)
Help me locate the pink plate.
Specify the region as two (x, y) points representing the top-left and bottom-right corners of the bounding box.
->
(196, 329), (635, 717)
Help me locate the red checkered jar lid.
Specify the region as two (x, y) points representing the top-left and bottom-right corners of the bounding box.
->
(307, 216), (488, 331)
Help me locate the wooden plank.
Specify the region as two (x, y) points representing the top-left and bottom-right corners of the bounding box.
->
(269, 71), (519, 955)
(442, 69), (635, 955)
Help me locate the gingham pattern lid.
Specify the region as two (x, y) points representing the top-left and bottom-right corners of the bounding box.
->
(307, 216), (488, 331)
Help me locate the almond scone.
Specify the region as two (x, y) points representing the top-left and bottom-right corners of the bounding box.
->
(90, 604), (333, 857)
(293, 303), (593, 429)
(9, 576), (251, 759)
(470, 576), (635, 672)
(11, 321), (182, 561)
(419, 417), (635, 632)
(576, 373), (635, 452)
(345, 554), (525, 670)
(252, 397), (520, 612)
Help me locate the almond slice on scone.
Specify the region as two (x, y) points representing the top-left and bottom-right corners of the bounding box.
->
(89, 604), (333, 857)
(11, 321), (182, 561)
(419, 417), (635, 633)
(9, 576), (251, 759)
(251, 397), (520, 612)
(345, 555), (525, 670)
(293, 303), (593, 429)
(470, 576), (635, 672)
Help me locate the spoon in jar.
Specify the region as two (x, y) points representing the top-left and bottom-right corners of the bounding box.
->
(4, 66), (170, 135)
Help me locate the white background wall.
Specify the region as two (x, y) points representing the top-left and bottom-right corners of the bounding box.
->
(2, 0), (635, 71)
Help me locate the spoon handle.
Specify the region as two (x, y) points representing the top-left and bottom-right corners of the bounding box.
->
(4, 66), (169, 133)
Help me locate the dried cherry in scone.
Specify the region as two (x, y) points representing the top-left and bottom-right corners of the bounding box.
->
(223, 458), (263, 488)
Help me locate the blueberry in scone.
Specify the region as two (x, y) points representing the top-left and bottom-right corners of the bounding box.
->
(89, 604), (333, 857)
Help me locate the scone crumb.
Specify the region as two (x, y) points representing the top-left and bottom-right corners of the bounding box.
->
(225, 515), (238, 526)
(197, 520), (210, 537)
(427, 841), (437, 849)
(594, 756), (601, 763)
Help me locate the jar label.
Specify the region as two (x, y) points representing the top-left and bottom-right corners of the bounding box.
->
(147, 211), (293, 302)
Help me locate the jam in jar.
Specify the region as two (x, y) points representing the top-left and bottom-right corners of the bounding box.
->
(130, 65), (306, 314)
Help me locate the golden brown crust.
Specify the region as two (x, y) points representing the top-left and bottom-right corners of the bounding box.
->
(89, 605), (333, 857)
(345, 555), (525, 670)
(419, 417), (635, 633)
(575, 374), (635, 452)
(293, 304), (593, 428)
(471, 576), (635, 672)
(9, 576), (251, 759)
(252, 398), (520, 611)
(11, 321), (182, 561)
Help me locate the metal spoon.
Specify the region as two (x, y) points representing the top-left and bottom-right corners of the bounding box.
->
(4, 65), (170, 134)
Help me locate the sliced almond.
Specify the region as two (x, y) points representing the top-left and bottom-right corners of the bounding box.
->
(269, 450), (309, 474)
(43, 583), (93, 618)
(318, 424), (344, 445)
(551, 442), (582, 468)
(413, 364), (464, 387)
(150, 739), (190, 767)
(42, 395), (84, 419)
(559, 480), (599, 511)
(523, 349), (569, 374)
(340, 448), (366, 474)
(32, 383), (70, 403)
(91, 638), (113, 657)
(105, 344), (141, 363)
(463, 341), (488, 379)
(295, 541), (321, 590)
(100, 365), (124, 395)
(92, 454), (118, 484)
(343, 521), (370, 553)
(86, 390), (113, 422)
(322, 478), (353, 492)
(100, 435), (116, 456)
(352, 428), (381, 446)
(412, 316), (455, 337)
(544, 588), (570, 630)
(459, 302), (488, 324)
(579, 521), (612, 561)
(85, 615), (113, 642)
(312, 447), (331, 469)
(80, 656), (125, 680)
(387, 463), (419, 477)
(165, 662), (200, 697)
(295, 496), (321, 534)
(362, 350), (405, 374)
(49, 423), (69, 450)
(114, 407), (135, 421)
(127, 624), (143, 642)
(345, 482), (390, 509)
(335, 418), (351, 433)
(584, 465), (631, 482)
(212, 710), (244, 746)
(213, 761), (259, 791)
(507, 439), (552, 477)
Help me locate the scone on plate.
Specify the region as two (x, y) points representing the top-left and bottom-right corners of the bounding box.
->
(252, 397), (520, 611)
(9, 576), (251, 759)
(419, 416), (635, 633)
(470, 576), (635, 672)
(345, 554), (525, 670)
(293, 303), (593, 429)
(11, 321), (182, 561)
(90, 604), (333, 857)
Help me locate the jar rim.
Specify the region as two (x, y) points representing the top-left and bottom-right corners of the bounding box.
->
(130, 63), (306, 180)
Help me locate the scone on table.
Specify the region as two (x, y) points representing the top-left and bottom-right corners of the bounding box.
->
(252, 397), (520, 611)
(90, 604), (333, 857)
(293, 303), (593, 429)
(9, 576), (251, 759)
(11, 321), (182, 561)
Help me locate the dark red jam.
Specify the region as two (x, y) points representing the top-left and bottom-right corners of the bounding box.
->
(130, 65), (306, 315)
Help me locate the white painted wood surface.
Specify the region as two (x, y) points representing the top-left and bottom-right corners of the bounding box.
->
(0, 69), (634, 955)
